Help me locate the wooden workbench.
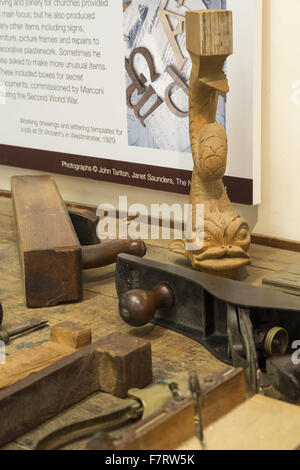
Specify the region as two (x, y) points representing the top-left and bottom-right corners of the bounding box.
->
(1, 195), (300, 450)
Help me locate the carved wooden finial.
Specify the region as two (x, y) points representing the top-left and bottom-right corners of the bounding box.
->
(170, 10), (251, 279)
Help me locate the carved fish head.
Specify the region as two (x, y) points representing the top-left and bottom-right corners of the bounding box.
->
(170, 205), (251, 273)
(189, 211), (251, 272)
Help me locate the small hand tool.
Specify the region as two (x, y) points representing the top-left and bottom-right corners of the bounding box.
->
(0, 302), (48, 344)
(0, 320), (49, 344)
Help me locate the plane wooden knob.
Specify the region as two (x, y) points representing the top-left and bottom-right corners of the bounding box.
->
(119, 283), (175, 327)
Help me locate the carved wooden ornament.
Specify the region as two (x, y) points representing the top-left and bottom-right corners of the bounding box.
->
(170, 10), (251, 278)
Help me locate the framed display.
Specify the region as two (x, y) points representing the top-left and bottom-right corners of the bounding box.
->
(0, 0), (262, 204)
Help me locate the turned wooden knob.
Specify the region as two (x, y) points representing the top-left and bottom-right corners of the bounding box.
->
(119, 283), (174, 327)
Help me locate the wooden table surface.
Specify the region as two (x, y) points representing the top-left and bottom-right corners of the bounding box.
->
(1, 195), (300, 450)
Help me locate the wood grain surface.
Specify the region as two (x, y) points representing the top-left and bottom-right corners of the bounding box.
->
(0, 196), (299, 450)
(180, 395), (300, 450)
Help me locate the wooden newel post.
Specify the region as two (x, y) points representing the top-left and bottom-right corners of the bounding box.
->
(170, 10), (251, 279)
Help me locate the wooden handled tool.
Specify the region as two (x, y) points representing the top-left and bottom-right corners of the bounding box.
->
(68, 207), (146, 269)
(0, 301), (48, 344)
(11, 175), (147, 308)
(120, 283), (174, 327)
(0, 321), (48, 344)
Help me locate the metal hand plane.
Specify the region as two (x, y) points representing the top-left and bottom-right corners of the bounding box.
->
(116, 254), (300, 401)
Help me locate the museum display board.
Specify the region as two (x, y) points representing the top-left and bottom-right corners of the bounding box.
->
(0, 0), (261, 204)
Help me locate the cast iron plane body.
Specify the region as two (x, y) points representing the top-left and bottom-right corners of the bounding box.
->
(116, 254), (300, 399)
